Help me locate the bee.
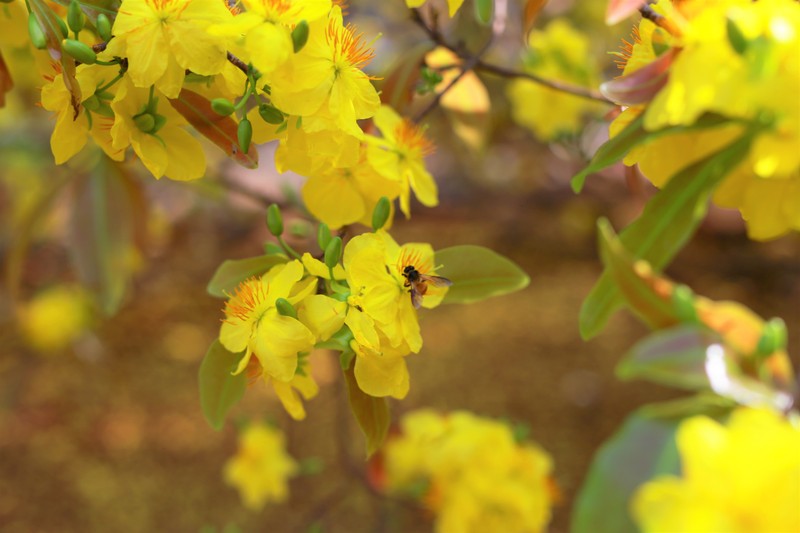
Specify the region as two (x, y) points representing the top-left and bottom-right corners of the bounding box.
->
(402, 265), (452, 309)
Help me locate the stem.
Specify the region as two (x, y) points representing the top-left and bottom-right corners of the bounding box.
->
(278, 236), (303, 260)
(96, 72), (124, 94)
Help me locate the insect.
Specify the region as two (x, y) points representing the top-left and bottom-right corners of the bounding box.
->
(401, 265), (452, 309)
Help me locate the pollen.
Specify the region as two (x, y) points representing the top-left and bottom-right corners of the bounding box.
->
(223, 278), (269, 322)
(395, 120), (435, 157)
(327, 19), (375, 70)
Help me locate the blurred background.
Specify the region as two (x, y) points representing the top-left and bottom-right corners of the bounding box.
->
(1, 0), (799, 531)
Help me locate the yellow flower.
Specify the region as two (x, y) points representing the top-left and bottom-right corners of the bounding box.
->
(383, 410), (556, 533)
(219, 260), (316, 382)
(507, 18), (603, 141)
(110, 79), (207, 180)
(632, 407), (800, 532)
(18, 285), (92, 353)
(269, 6), (381, 137)
(210, 0), (331, 74)
(405, 0), (464, 17)
(40, 64), (124, 164)
(366, 105), (438, 218)
(109, 0), (233, 97)
(224, 422), (298, 510)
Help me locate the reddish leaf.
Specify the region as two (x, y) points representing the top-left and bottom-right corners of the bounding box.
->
(171, 89), (259, 169)
(606, 0), (645, 25)
(523, 0), (548, 34)
(29, 0), (81, 119)
(344, 364), (390, 458)
(378, 42), (433, 115)
(600, 48), (677, 105)
(0, 52), (13, 108)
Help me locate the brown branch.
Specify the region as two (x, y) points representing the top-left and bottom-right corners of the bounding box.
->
(226, 51), (250, 76)
(409, 8), (613, 106)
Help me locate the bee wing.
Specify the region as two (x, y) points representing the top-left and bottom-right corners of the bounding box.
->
(410, 289), (424, 309)
(421, 275), (453, 288)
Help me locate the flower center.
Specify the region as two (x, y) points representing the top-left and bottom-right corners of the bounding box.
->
(224, 278), (269, 322)
(327, 19), (375, 71)
(394, 120), (435, 158)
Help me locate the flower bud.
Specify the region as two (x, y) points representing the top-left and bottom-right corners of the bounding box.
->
(671, 284), (698, 324)
(237, 117), (252, 154)
(266, 204), (283, 236)
(96, 13), (112, 41)
(317, 223), (331, 251)
(756, 317), (787, 358)
(134, 113), (156, 133)
(371, 196), (391, 231)
(474, 0), (493, 25)
(726, 17), (748, 56)
(28, 13), (47, 50)
(62, 38), (97, 64)
(258, 103), (284, 125)
(291, 20), (309, 53)
(275, 298), (298, 320)
(324, 237), (342, 270)
(211, 98), (235, 116)
(56, 16), (69, 38)
(67, 0), (85, 34)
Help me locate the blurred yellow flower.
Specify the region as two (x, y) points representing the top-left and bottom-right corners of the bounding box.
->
(19, 285), (92, 353)
(507, 18), (603, 141)
(383, 410), (555, 533)
(405, 0), (464, 17)
(224, 422), (298, 510)
(632, 407), (800, 532)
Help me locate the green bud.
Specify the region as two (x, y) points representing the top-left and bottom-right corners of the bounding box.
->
(726, 17), (748, 56)
(275, 297), (298, 320)
(756, 317), (787, 357)
(210, 98), (235, 116)
(134, 112), (156, 133)
(96, 13), (112, 42)
(671, 284), (698, 324)
(28, 13), (47, 50)
(371, 196), (391, 231)
(67, 0), (85, 34)
(237, 117), (252, 154)
(62, 38), (97, 64)
(258, 103), (284, 125)
(474, 0), (493, 25)
(324, 236), (342, 270)
(291, 20), (309, 53)
(152, 113), (167, 133)
(317, 223), (331, 251)
(266, 204), (284, 236)
(55, 16), (69, 38)
(263, 242), (285, 255)
(83, 94), (100, 111)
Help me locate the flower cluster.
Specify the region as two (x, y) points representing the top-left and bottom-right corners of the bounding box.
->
(610, 0), (800, 239)
(219, 230), (450, 420)
(27, 0), (439, 222)
(380, 410), (556, 533)
(632, 407), (800, 532)
(224, 422), (298, 510)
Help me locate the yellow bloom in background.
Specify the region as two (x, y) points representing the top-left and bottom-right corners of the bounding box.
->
(507, 18), (603, 141)
(269, 6), (381, 138)
(109, 0), (232, 97)
(224, 422), (298, 510)
(405, 0), (465, 17)
(110, 80), (207, 181)
(383, 410), (555, 533)
(18, 285), (93, 353)
(366, 105), (438, 218)
(632, 407), (800, 532)
(220, 260), (316, 382)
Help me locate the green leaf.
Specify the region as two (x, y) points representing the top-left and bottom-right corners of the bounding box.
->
(207, 255), (288, 298)
(474, 0), (493, 24)
(617, 325), (721, 390)
(343, 364), (390, 458)
(571, 113), (730, 193)
(198, 340), (247, 431)
(573, 398), (731, 533)
(435, 245), (529, 305)
(579, 129), (757, 339)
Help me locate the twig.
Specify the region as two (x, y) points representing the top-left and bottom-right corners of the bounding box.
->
(226, 51), (250, 76)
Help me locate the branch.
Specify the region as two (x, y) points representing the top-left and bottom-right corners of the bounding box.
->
(410, 8), (613, 106)
(226, 51), (250, 76)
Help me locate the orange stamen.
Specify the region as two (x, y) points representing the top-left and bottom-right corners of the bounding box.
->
(327, 19), (375, 70)
(395, 119), (435, 157)
(615, 25), (640, 71)
(223, 277), (269, 322)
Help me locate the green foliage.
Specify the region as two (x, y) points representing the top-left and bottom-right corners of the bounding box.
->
(435, 245), (529, 304)
(206, 254), (288, 297)
(199, 340), (247, 431)
(343, 365), (389, 458)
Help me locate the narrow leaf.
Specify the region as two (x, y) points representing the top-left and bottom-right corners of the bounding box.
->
(344, 364), (390, 458)
(207, 254), (288, 298)
(599, 48), (676, 105)
(606, 0), (645, 25)
(377, 42), (432, 115)
(435, 245), (529, 304)
(523, 0), (548, 34)
(171, 89), (259, 169)
(0, 52), (13, 108)
(579, 130), (757, 339)
(474, 0), (493, 25)
(199, 340), (247, 431)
